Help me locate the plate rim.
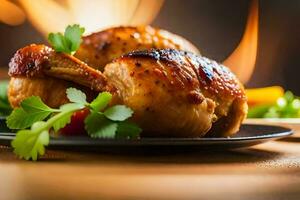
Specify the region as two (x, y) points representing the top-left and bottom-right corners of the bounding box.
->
(0, 124), (293, 142)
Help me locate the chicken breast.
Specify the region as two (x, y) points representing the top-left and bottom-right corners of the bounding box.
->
(8, 45), (247, 137)
(74, 26), (199, 70)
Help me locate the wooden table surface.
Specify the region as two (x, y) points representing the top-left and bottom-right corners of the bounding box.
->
(1, 69), (300, 199)
(0, 121), (299, 200)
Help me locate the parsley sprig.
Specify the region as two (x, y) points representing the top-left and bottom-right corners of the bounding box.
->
(48, 24), (85, 55)
(6, 88), (141, 161)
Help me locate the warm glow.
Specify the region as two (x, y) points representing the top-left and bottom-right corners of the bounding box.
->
(17, 0), (164, 35)
(223, 0), (259, 84)
(0, 0), (25, 26)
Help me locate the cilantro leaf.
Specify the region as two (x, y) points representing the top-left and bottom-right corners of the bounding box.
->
(11, 104), (80, 160)
(90, 92), (112, 111)
(7, 107), (51, 129)
(66, 88), (87, 105)
(64, 24), (85, 53)
(116, 121), (141, 138)
(47, 24), (85, 55)
(21, 96), (56, 113)
(52, 112), (73, 132)
(7, 108), (28, 129)
(85, 111), (117, 138)
(48, 33), (68, 53)
(104, 105), (133, 121)
(7, 96), (55, 129)
(12, 122), (49, 161)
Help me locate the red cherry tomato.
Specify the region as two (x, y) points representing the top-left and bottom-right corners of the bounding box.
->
(60, 109), (90, 136)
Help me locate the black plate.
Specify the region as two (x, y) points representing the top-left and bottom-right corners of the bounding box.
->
(0, 117), (293, 150)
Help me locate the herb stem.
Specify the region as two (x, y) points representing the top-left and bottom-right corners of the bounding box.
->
(32, 108), (79, 134)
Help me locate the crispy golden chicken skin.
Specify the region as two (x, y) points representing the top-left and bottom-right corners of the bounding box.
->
(8, 44), (247, 137)
(74, 26), (199, 70)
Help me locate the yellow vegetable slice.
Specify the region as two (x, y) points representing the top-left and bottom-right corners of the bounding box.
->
(246, 86), (284, 106)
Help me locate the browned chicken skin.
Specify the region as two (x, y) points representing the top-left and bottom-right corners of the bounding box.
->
(75, 26), (200, 70)
(104, 50), (247, 137)
(8, 44), (247, 137)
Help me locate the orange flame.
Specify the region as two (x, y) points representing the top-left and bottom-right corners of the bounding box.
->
(223, 0), (259, 84)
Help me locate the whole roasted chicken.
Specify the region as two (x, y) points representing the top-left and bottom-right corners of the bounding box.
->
(8, 26), (247, 137)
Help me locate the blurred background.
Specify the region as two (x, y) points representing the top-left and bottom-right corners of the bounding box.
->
(0, 0), (299, 94)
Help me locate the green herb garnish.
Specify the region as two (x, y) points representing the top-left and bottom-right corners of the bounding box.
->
(0, 81), (12, 117)
(248, 91), (300, 118)
(48, 24), (85, 55)
(7, 88), (141, 161)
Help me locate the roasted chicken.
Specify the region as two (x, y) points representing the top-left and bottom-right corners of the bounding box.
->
(8, 26), (199, 108)
(8, 44), (247, 137)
